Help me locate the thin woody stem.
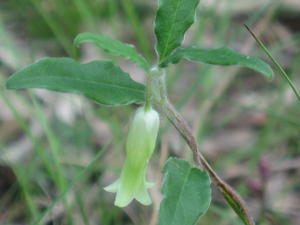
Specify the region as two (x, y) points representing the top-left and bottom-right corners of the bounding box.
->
(153, 73), (255, 225)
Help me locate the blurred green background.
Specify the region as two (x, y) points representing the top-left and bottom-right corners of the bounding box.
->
(0, 0), (299, 224)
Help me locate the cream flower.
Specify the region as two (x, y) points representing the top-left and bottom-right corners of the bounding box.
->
(104, 106), (160, 207)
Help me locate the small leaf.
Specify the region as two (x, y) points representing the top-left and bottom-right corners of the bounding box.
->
(161, 46), (274, 79)
(74, 32), (150, 71)
(6, 58), (145, 106)
(155, 0), (200, 63)
(158, 157), (211, 225)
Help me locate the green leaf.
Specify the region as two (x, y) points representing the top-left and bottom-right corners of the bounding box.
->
(158, 157), (211, 225)
(74, 32), (150, 71)
(6, 58), (145, 106)
(155, 0), (200, 63)
(161, 46), (274, 79)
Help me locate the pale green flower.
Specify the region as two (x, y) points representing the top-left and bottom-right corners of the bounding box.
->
(104, 106), (160, 207)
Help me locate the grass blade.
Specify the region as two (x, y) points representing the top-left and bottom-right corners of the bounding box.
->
(245, 24), (300, 101)
(32, 144), (109, 225)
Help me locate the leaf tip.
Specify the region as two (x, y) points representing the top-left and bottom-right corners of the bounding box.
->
(5, 76), (15, 90)
(267, 70), (275, 81)
(73, 33), (84, 48)
(263, 64), (274, 81)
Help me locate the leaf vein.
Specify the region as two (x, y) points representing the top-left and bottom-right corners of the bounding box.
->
(160, 0), (183, 61)
(12, 76), (145, 94)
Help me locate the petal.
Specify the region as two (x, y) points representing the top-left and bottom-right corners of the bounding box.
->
(115, 188), (135, 207)
(104, 179), (120, 193)
(135, 183), (152, 205)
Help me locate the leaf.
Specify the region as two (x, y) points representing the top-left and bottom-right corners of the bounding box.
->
(6, 58), (145, 106)
(158, 157), (211, 225)
(74, 32), (150, 71)
(161, 46), (274, 79)
(155, 0), (200, 63)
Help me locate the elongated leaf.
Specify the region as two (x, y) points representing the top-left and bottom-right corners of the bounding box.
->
(158, 158), (211, 225)
(155, 0), (200, 63)
(74, 32), (150, 71)
(6, 58), (145, 106)
(161, 46), (274, 79)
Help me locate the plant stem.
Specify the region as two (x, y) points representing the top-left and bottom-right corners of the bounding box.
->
(145, 67), (166, 111)
(152, 74), (255, 225)
(145, 74), (152, 111)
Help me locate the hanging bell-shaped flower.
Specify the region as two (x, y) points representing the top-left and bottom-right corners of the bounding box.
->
(104, 106), (160, 207)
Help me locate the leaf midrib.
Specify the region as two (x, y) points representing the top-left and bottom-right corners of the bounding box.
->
(76, 34), (149, 70)
(160, 0), (183, 61)
(9, 76), (145, 94)
(169, 166), (191, 225)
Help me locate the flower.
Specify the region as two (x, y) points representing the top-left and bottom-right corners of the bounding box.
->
(104, 106), (160, 207)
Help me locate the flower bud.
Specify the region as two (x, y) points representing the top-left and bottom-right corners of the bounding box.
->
(104, 106), (160, 207)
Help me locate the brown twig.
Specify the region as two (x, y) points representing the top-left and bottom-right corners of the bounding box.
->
(162, 100), (255, 225)
(153, 73), (255, 225)
(149, 5), (281, 223)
